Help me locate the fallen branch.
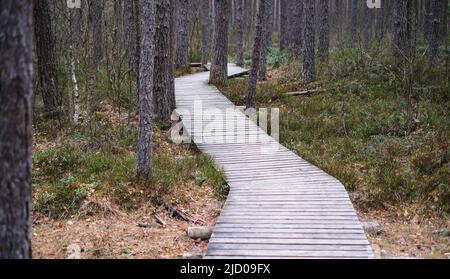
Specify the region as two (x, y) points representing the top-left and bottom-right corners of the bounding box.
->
(284, 89), (324, 97)
(163, 203), (201, 224)
(154, 214), (167, 227)
(228, 70), (249, 79)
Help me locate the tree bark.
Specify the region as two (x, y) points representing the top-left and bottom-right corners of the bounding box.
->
(426, 0), (444, 64)
(175, 0), (190, 70)
(301, 0), (315, 84)
(280, 0), (289, 51)
(318, 0), (330, 62)
(259, 0), (274, 81)
(246, 0), (267, 109)
(291, 0), (303, 54)
(34, 0), (62, 114)
(235, 0), (244, 67)
(154, 0), (175, 122)
(364, 3), (373, 49)
(124, 0), (136, 70)
(210, 0), (230, 85)
(91, 0), (104, 64)
(0, 0), (33, 259)
(114, 0), (123, 47)
(200, 0), (210, 66)
(393, 0), (414, 61)
(137, 0), (156, 182)
(350, 0), (358, 46)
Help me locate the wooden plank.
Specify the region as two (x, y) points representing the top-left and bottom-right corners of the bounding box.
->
(174, 64), (373, 259)
(209, 238), (370, 245)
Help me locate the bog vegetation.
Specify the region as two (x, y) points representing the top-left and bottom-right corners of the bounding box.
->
(0, 0), (449, 259)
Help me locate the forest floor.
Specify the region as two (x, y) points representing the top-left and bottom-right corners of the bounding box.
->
(31, 55), (449, 258)
(217, 57), (449, 259)
(31, 102), (227, 259)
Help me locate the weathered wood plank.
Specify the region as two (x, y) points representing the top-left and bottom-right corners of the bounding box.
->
(175, 64), (373, 259)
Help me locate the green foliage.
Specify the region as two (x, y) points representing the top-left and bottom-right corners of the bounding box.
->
(219, 45), (450, 213)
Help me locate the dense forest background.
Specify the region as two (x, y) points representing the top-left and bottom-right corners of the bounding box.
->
(1, 0), (449, 259)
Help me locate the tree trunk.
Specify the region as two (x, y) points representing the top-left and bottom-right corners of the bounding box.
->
(235, 0), (244, 67)
(210, 0), (230, 85)
(426, 0), (444, 64)
(246, 0), (267, 109)
(73, 3), (82, 48)
(301, 0), (315, 84)
(114, 0), (123, 47)
(393, 0), (414, 61)
(259, 0), (274, 81)
(0, 0), (33, 259)
(375, 1), (385, 41)
(291, 0), (303, 54)
(318, 0), (330, 62)
(137, 0), (156, 182)
(124, 0), (136, 71)
(34, 0), (62, 114)
(175, 0), (190, 70)
(92, 0), (104, 64)
(154, 0), (174, 122)
(364, 4), (373, 49)
(200, 0), (210, 66)
(350, 0), (358, 46)
(280, 0), (289, 51)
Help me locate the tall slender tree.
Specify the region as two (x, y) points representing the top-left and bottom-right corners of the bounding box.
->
(91, 0), (104, 64)
(34, 0), (62, 114)
(246, 0), (267, 109)
(301, 0), (315, 84)
(175, 0), (190, 70)
(235, 0), (245, 67)
(210, 0), (230, 84)
(426, 0), (445, 64)
(137, 0), (156, 182)
(114, 0), (123, 47)
(318, 0), (330, 62)
(393, 0), (414, 61)
(0, 0), (34, 259)
(259, 0), (274, 81)
(200, 0), (210, 66)
(280, 0), (289, 51)
(350, 0), (358, 46)
(363, 3), (373, 49)
(154, 0), (175, 122)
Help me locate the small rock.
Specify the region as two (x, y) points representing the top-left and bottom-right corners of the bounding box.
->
(187, 227), (213, 240)
(363, 221), (382, 235)
(182, 253), (203, 259)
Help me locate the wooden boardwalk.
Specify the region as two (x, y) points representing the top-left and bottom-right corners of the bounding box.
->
(175, 64), (374, 259)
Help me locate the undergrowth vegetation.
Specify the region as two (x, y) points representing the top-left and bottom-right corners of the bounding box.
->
(32, 116), (228, 219)
(218, 44), (449, 215)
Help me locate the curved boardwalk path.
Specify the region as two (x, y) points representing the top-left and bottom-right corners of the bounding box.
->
(175, 64), (374, 259)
